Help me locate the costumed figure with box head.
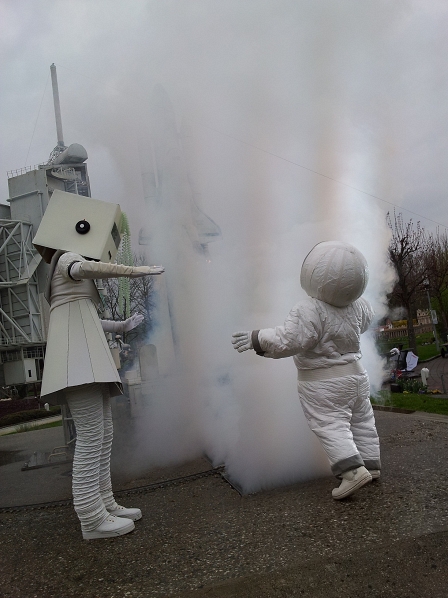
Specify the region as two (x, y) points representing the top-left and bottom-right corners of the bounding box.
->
(232, 241), (381, 500)
(33, 190), (164, 539)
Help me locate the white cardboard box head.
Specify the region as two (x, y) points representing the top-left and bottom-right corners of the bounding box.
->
(33, 190), (122, 263)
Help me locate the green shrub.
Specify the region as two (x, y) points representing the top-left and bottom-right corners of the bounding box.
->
(0, 406), (61, 428)
(392, 320), (407, 328)
(397, 378), (426, 393)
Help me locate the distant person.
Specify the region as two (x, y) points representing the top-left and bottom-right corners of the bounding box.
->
(232, 241), (380, 499)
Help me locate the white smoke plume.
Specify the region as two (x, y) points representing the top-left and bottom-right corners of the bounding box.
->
(122, 76), (396, 492)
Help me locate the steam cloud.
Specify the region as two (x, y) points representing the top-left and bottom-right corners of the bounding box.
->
(6, 1), (425, 492)
(125, 120), (395, 493)
(82, 2), (397, 493)
(118, 67), (396, 492)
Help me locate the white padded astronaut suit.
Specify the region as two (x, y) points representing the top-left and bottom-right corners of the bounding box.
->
(232, 241), (381, 499)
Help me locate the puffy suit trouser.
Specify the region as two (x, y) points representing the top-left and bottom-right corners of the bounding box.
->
(65, 384), (119, 532)
(297, 372), (381, 477)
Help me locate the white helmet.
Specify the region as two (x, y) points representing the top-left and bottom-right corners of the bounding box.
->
(300, 241), (368, 307)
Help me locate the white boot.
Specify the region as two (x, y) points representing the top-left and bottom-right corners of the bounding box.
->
(108, 505), (142, 521)
(82, 515), (135, 540)
(332, 466), (372, 500)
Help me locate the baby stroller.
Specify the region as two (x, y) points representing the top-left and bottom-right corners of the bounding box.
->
(389, 347), (419, 382)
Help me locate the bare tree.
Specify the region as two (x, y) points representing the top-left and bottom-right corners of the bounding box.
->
(387, 212), (428, 353)
(423, 229), (448, 340)
(102, 252), (155, 346)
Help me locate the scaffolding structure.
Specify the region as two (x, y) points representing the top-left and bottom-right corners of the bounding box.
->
(0, 219), (43, 347)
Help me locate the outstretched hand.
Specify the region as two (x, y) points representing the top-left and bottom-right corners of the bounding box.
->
(148, 266), (165, 275)
(231, 331), (253, 352)
(123, 313), (145, 332)
(131, 266), (165, 277)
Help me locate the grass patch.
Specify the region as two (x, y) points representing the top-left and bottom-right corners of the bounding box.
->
(4, 419), (62, 435)
(377, 331), (440, 360)
(417, 344), (440, 361)
(372, 391), (448, 416)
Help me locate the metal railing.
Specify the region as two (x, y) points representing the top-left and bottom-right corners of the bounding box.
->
(0, 337), (32, 347)
(7, 164), (46, 179)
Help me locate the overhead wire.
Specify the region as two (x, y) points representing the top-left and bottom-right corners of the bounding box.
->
(194, 122), (448, 231)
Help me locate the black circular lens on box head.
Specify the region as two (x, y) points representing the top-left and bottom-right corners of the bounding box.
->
(75, 220), (90, 234)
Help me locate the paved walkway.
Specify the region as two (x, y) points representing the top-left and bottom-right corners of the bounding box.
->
(1, 409), (448, 597)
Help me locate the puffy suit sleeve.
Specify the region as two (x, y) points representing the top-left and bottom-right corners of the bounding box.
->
(256, 300), (321, 359)
(56, 252), (84, 281)
(357, 297), (375, 333)
(101, 320), (125, 333)
(57, 254), (163, 281)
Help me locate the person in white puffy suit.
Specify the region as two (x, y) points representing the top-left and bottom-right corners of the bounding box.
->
(232, 241), (381, 500)
(33, 191), (164, 538)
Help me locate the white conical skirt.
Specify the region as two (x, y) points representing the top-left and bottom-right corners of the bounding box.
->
(41, 298), (122, 404)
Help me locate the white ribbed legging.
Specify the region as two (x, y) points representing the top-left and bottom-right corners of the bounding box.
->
(65, 383), (119, 532)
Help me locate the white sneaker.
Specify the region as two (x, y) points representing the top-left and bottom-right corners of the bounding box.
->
(108, 505), (142, 521)
(332, 466), (372, 500)
(369, 470), (381, 480)
(82, 515), (135, 540)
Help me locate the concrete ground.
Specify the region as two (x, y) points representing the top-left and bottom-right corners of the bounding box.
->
(1, 407), (448, 597)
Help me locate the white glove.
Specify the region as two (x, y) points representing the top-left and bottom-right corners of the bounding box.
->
(130, 265), (165, 278)
(101, 314), (144, 333)
(123, 313), (144, 332)
(231, 331), (253, 353)
(70, 261), (165, 280)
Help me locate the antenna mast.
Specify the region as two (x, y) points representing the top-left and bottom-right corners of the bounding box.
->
(47, 64), (67, 164)
(50, 63), (65, 147)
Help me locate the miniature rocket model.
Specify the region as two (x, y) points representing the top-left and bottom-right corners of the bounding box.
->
(139, 85), (221, 371)
(33, 190), (164, 539)
(232, 241), (381, 500)
(139, 85), (221, 256)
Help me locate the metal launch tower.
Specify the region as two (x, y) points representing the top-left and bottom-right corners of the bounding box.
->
(0, 64), (91, 390)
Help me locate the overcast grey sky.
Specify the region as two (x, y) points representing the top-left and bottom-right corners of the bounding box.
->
(1, 0), (447, 234)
